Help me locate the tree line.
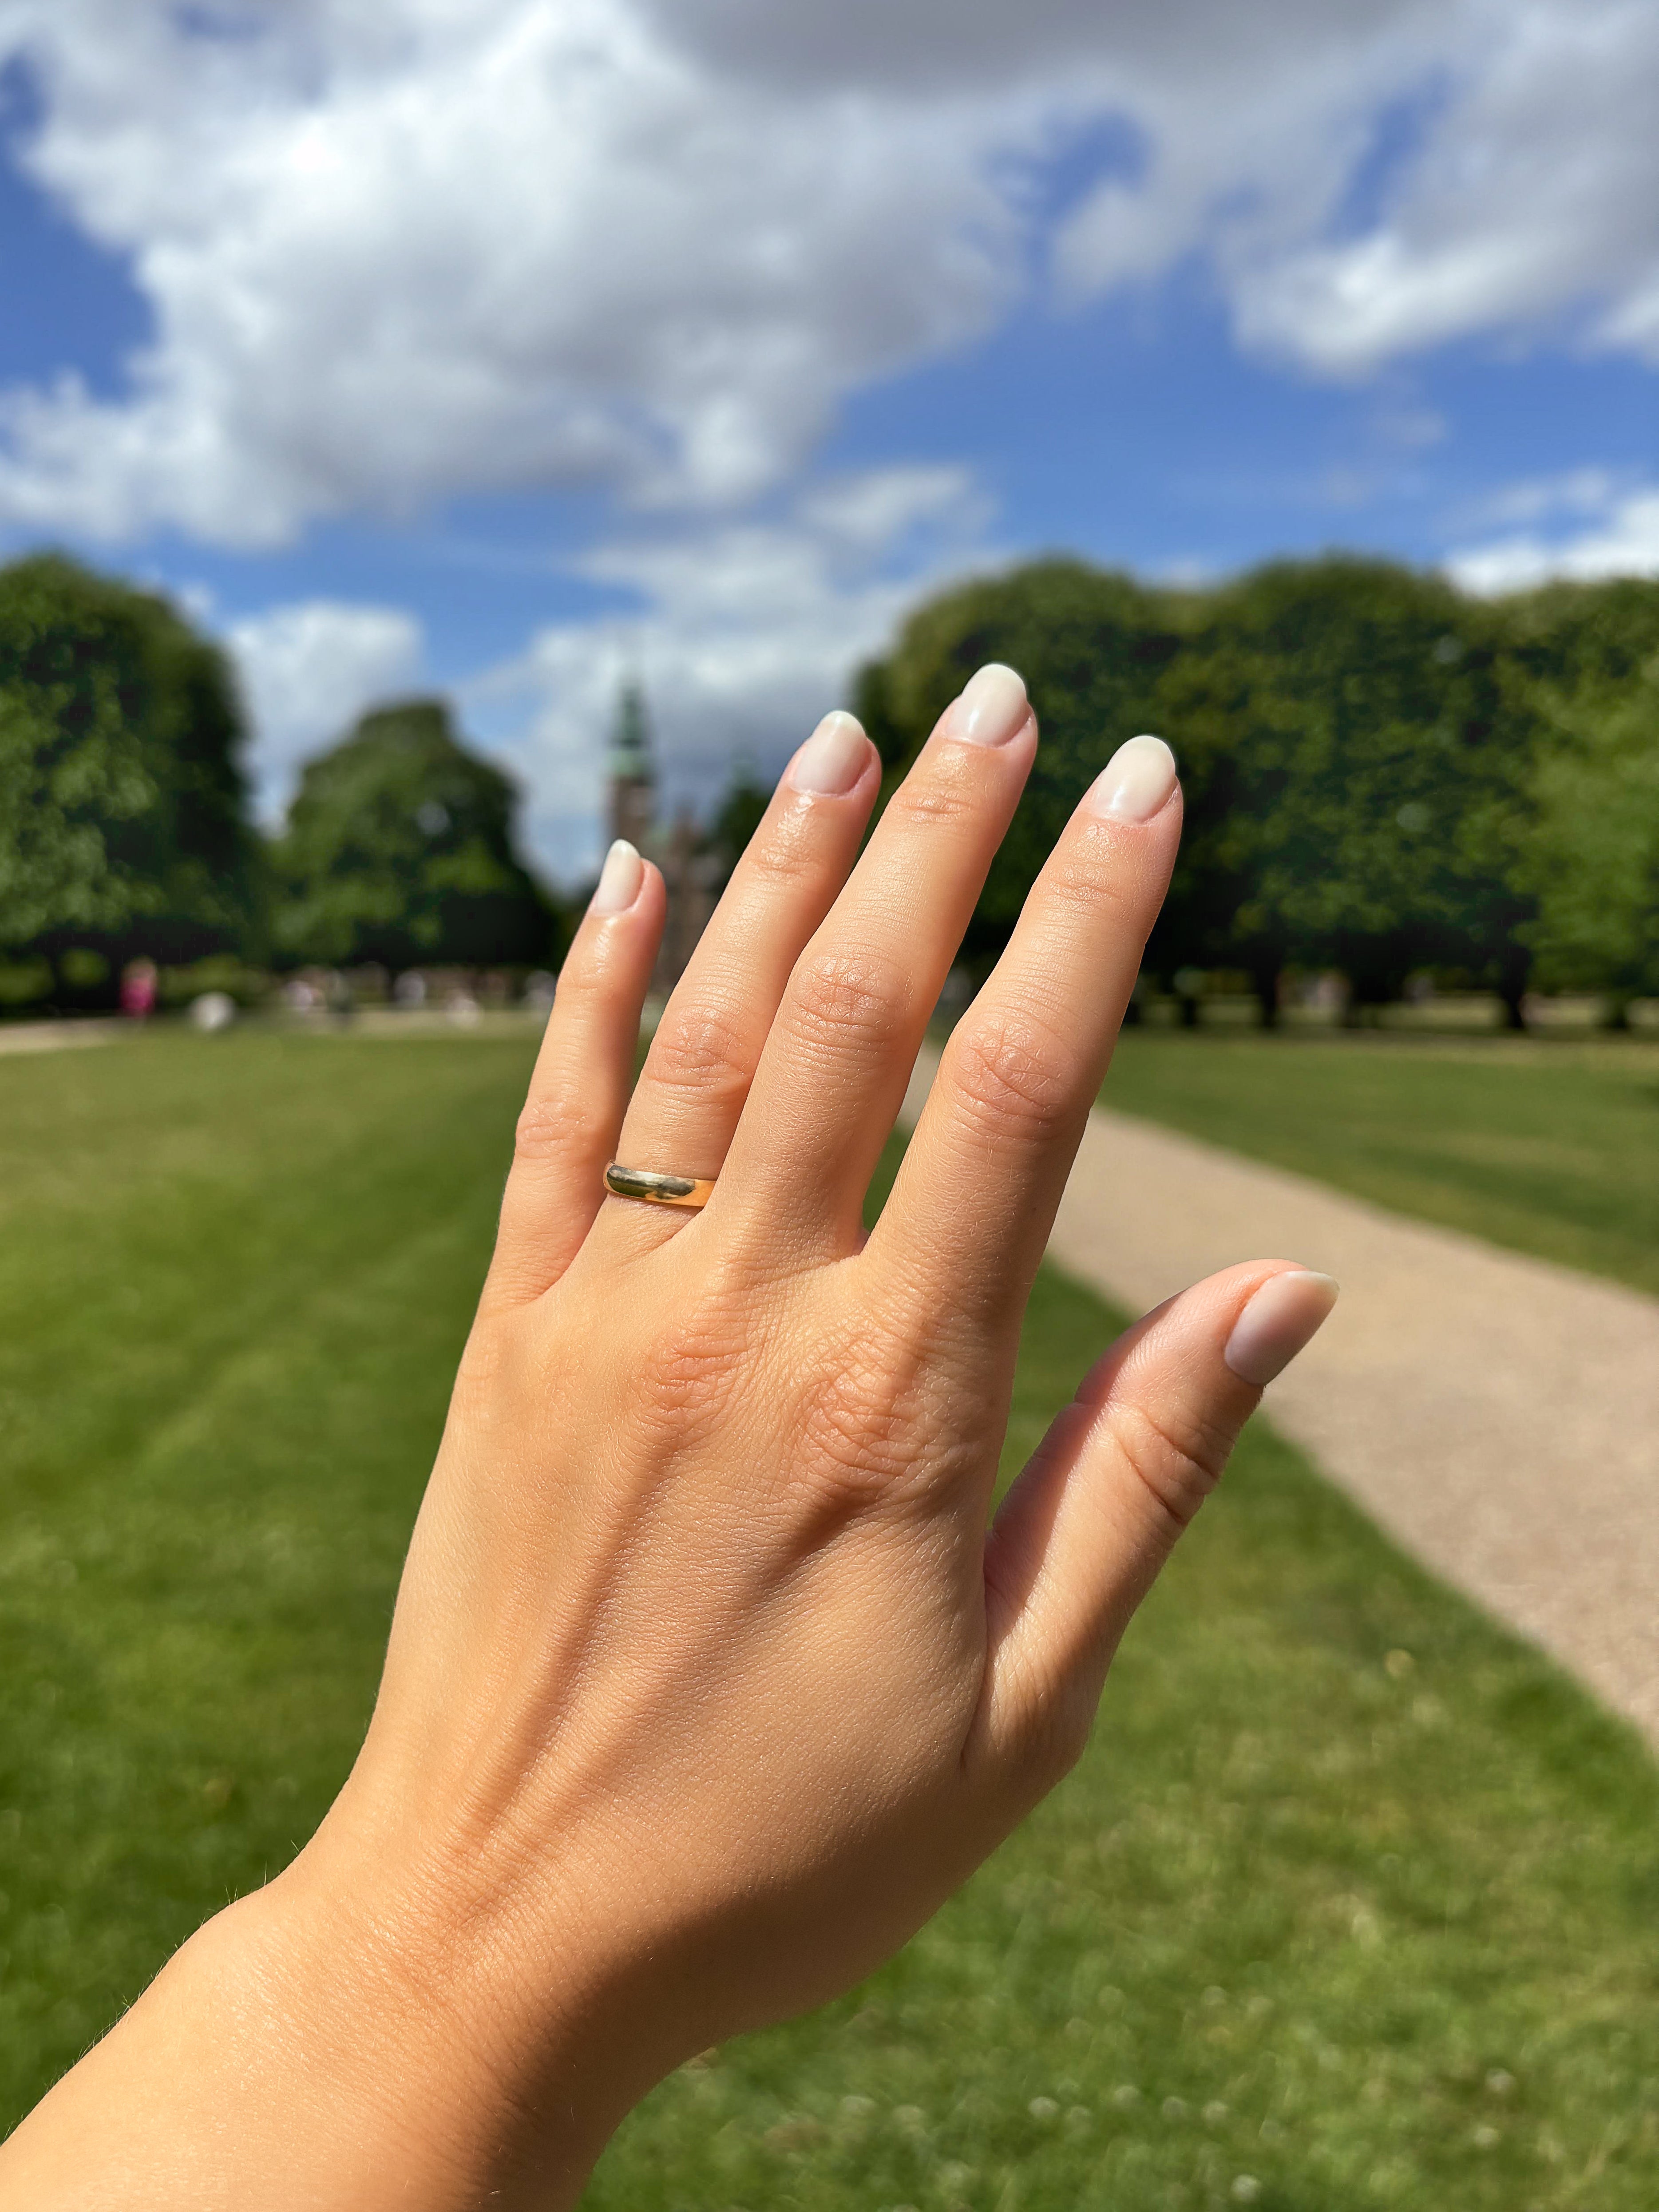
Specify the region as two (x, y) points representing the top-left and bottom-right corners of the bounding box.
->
(854, 555), (1659, 1025)
(0, 554), (560, 1007)
(6, 548), (1658, 1022)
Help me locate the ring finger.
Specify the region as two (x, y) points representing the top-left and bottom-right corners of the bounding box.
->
(601, 708), (880, 1245)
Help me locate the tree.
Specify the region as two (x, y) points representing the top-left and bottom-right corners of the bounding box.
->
(0, 553), (261, 981)
(1507, 605), (1659, 1023)
(862, 560), (1184, 969)
(272, 699), (560, 969)
(857, 553), (1559, 1024)
(1157, 560), (1538, 1024)
(709, 758), (770, 880)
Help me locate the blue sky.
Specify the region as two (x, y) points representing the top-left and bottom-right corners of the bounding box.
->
(0, 1), (1655, 879)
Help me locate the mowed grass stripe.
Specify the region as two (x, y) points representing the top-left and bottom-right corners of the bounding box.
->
(1, 1033), (1655, 2208)
(1102, 1031), (1659, 1300)
(1, 1034), (529, 2085)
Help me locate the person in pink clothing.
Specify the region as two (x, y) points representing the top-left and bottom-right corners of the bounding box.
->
(119, 957), (158, 1021)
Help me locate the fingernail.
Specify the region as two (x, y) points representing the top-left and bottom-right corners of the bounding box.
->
(1224, 1270), (1339, 1387)
(590, 838), (644, 916)
(1087, 734), (1178, 823)
(952, 663), (1029, 748)
(788, 710), (871, 796)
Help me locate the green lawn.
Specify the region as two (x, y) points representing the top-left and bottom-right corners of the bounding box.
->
(2, 1030), (1656, 2207)
(1104, 1030), (1659, 1299)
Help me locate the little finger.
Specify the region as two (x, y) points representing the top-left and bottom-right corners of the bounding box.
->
(482, 840), (663, 1310)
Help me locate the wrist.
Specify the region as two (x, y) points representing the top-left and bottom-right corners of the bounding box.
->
(0, 1849), (626, 2212)
(222, 1830), (644, 2211)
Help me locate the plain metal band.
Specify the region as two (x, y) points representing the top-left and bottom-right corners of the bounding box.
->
(604, 1162), (716, 1211)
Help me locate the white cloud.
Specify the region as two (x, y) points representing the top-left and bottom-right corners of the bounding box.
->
(0, 0), (1653, 547)
(0, 0), (1019, 543)
(1455, 467), (1625, 534)
(226, 598), (425, 820)
(1229, 7), (1659, 375)
(468, 463), (991, 882)
(1445, 480), (1659, 596)
(669, 0), (1659, 379)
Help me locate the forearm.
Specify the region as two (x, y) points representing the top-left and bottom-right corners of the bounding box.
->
(0, 1852), (630, 2212)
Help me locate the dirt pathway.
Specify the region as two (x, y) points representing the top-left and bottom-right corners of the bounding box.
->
(0, 1020), (117, 1057)
(903, 1047), (1659, 1749)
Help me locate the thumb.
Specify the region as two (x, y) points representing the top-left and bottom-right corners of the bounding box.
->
(979, 1261), (1338, 1776)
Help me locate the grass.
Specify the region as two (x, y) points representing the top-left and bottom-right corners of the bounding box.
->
(0, 1030), (519, 2100)
(2, 1029), (1657, 2207)
(1103, 1029), (1659, 1299)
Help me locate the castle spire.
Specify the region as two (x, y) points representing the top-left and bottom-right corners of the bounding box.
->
(607, 680), (656, 848)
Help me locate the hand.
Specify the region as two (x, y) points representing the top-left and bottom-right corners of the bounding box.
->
(1, 665), (1335, 2209)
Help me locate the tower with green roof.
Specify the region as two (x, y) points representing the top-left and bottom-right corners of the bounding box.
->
(607, 680), (656, 853)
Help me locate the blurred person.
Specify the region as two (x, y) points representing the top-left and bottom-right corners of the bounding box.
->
(118, 956), (157, 1021)
(0, 669), (1337, 2209)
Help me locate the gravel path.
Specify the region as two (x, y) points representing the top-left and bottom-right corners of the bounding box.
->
(0, 1019), (117, 1056)
(903, 1047), (1659, 1749)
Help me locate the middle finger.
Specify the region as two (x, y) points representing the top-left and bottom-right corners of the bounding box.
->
(719, 664), (1037, 1254)
(869, 733), (1181, 1337)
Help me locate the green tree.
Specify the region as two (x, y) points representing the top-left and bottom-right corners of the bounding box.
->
(859, 553), (1552, 1024)
(709, 757), (770, 880)
(1159, 560), (1538, 1023)
(273, 699), (559, 969)
(862, 560), (1183, 969)
(1503, 574), (1659, 696)
(1510, 634), (1659, 1025)
(0, 553), (260, 984)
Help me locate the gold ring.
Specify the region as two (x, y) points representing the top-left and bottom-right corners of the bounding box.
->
(604, 1162), (716, 1211)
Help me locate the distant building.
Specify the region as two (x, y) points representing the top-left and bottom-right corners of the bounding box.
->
(605, 681), (720, 993)
(607, 681), (656, 851)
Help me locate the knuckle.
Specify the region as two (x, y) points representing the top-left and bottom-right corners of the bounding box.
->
(784, 948), (908, 1062)
(1048, 843), (1139, 917)
(986, 1638), (1094, 1797)
(798, 1380), (918, 1501)
(631, 1294), (751, 1440)
(453, 1307), (534, 1401)
(736, 819), (813, 890)
(1021, 1689), (1094, 1795)
(1109, 1397), (1233, 1534)
(788, 1324), (935, 1511)
(643, 1000), (755, 1108)
(884, 769), (980, 834)
(513, 1083), (591, 1166)
(947, 1013), (1075, 1146)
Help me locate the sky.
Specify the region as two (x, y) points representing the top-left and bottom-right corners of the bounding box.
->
(0, 0), (1655, 881)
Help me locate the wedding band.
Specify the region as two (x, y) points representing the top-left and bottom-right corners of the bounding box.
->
(604, 1162), (716, 1211)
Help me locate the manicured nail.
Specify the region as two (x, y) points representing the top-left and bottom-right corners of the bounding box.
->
(788, 710), (871, 796)
(953, 663), (1029, 748)
(590, 838), (644, 916)
(1224, 1270), (1339, 1387)
(1087, 734), (1178, 823)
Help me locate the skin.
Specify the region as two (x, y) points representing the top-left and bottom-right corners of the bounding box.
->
(0, 670), (1334, 2209)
